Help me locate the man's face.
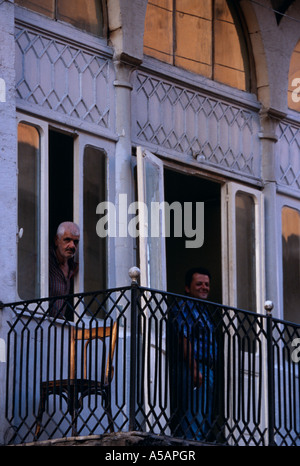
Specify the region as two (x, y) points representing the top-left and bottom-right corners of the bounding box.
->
(55, 229), (79, 262)
(185, 273), (210, 300)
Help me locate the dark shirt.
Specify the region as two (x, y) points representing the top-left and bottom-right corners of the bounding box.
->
(171, 298), (217, 367)
(49, 246), (78, 317)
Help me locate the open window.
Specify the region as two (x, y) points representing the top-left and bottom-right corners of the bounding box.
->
(137, 148), (265, 310)
(136, 147), (167, 290)
(17, 115), (108, 306)
(136, 146), (222, 299)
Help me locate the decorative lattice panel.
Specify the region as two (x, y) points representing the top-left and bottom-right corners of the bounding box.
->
(15, 25), (112, 129)
(133, 72), (261, 178)
(277, 121), (300, 190)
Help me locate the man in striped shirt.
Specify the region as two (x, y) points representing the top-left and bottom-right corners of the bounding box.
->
(49, 221), (80, 319)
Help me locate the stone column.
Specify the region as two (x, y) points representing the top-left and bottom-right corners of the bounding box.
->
(0, 0), (17, 444)
(113, 59), (136, 287)
(259, 108), (285, 317)
(107, 0), (147, 287)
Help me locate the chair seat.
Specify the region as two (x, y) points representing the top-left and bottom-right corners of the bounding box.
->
(41, 378), (108, 391)
(39, 378), (109, 412)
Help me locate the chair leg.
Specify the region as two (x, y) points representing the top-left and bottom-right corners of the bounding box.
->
(34, 396), (46, 440)
(107, 404), (114, 433)
(103, 389), (114, 433)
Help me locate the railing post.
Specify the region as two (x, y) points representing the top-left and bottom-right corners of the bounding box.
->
(129, 267), (140, 431)
(265, 300), (275, 446)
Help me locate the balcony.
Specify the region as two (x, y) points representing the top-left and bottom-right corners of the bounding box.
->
(2, 271), (300, 446)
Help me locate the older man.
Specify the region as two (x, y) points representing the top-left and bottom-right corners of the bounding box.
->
(49, 221), (80, 318)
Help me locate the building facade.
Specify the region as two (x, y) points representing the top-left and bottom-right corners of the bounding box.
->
(0, 0), (300, 444)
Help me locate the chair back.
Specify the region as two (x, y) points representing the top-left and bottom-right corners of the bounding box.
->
(70, 322), (117, 383)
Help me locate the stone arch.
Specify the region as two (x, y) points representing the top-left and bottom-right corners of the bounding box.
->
(239, 0), (274, 110)
(240, 0), (300, 113)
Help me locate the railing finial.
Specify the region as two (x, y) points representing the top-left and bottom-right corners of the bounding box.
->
(129, 266), (140, 284)
(264, 300), (274, 315)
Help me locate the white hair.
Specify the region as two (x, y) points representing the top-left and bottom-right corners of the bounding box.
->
(56, 221), (80, 238)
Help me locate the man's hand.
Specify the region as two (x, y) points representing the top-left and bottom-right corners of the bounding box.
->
(183, 336), (203, 388)
(193, 361), (202, 387)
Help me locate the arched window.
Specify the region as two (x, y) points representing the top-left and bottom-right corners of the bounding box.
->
(288, 40), (300, 112)
(15, 0), (105, 37)
(144, 0), (250, 91)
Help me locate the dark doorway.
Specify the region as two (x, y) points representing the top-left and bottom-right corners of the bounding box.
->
(49, 129), (74, 243)
(164, 169), (222, 303)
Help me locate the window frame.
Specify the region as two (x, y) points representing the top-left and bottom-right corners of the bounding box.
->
(278, 194), (300, 322)
(136, 146), (167, 291)
(221, 182), (265, 314)
(15, 0), (107, 38)
(16, 113), (112, 304)
(17, 114), (49, 300)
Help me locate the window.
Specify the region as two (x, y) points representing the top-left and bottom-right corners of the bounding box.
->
(282, 206), (300, 323)
(17, 115), (108, 305)
(83, 146), (106, 296)
(144, 0), (249, 91)
(235, 192), (256, 313)
(18, 122), (40, 300)
(15, 0), (105, 36)
(136, 147), (222, 300)
(288, 40), (300, 112)
(222, 184), (264, 354)
(223, 182), (264, 313)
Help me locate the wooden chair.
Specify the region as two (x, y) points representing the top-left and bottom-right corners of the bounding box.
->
(34, 321), (117, 439)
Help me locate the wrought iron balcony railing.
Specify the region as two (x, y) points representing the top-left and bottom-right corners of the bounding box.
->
(2, 275), (300, 445)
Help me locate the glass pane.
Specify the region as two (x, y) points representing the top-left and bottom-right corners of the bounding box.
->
(175, 5), (212, 77)
(288, 40), (300, 112)
(18, 123), (40, 299)
(143, 0), (174, 64)
(282, 207), (300, 323)
(57, 0), (103, 36)
(235, 192), (256, 312)
(137, 148), (166, 290)
(214, 0), (246, 90)
(145, 159), (165, 290)
(15, 0), (55, 18)
(143, 0), (248, 90)
(235, 192), (256, 353)
(84, 147), (106, 314)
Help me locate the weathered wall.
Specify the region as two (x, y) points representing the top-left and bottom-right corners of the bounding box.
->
(0, 0), (17, 446)
(0, 0), (17, 303)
